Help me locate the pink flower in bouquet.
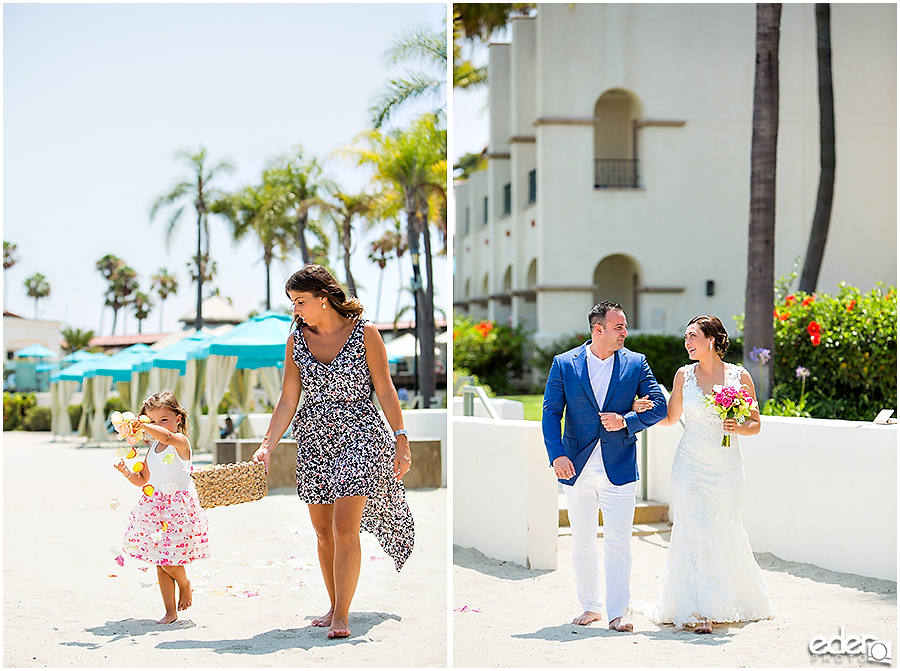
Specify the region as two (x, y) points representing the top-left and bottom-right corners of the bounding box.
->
(705, 384), (757, 447)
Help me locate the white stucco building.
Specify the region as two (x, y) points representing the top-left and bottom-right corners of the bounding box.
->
(453, 4), (896, 345)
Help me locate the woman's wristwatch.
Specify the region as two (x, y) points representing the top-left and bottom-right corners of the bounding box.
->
(393, 429), (408, 439)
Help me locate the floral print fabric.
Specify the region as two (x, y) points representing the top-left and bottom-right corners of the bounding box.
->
(123, 490), (210, 565)
(291, 319), (415, 571)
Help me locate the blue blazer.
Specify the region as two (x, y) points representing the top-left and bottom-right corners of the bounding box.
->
(542, 343), (667, 486)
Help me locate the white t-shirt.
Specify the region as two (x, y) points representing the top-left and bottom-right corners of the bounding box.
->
(585, 346), (615, 468)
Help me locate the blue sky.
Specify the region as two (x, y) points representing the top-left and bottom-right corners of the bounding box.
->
(4, 2), (447, 334)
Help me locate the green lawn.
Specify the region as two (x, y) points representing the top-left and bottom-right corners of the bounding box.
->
(500, 394), (544, 421)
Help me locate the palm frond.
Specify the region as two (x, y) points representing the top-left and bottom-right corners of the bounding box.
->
(386, 25), (447, 66)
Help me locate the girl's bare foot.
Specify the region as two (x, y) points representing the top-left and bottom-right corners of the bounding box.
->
(326, 616), (351, 639)
(572, 610), (603, 626)
(157, 611), (178, 624)
(177, 580), (192, 611)
(311, 607), (334, 627)
(695, 617), (713, 634)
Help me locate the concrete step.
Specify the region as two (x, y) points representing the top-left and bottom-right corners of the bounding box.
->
(558, 521), (672, 538)
(558, 493), (669, 527)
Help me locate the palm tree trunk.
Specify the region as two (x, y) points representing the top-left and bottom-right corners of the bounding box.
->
(264, 247), (273, 311)
(195, 209), (204, 331)
(419, 197), (437, 404)
(342, 219), (357, 298)
(743, 3), (781, 403)
(799, 3), (835, 293)
(296, 212), (311, 265)
(159, 300), (165, 333)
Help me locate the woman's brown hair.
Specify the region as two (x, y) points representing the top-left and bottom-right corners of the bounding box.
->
(140, 390), (189, 436)
(687, 315), (731, 358)
(284, 264), (364, 329)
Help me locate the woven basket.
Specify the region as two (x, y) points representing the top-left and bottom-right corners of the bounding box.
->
(190, 461), (268, 509)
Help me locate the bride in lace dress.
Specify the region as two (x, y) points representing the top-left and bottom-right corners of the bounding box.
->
(635, 315), (774, 634)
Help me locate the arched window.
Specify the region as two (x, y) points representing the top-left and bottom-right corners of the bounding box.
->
(594, 89), (641, 189)
(593, 254), (640, 328)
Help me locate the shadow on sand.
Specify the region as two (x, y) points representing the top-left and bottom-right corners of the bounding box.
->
(61, 618), (198, 648)
(755, 552), (897, 597)
(153, 612), (401, 653)
(453, 546), (552, 582)
(512, 620), (745, 646)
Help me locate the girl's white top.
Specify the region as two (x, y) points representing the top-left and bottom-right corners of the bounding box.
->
(146, 441), (193, 494)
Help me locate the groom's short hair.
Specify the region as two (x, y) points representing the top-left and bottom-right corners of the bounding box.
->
(588, 301), (624, 329)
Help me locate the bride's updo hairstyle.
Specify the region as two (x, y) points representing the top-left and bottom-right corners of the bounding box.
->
(285, 264), (364, 329)
(687, 315), (730, 358)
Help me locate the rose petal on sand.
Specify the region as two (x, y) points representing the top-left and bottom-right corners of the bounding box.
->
(115, 555), (125, 567)
(108, 498), (120, 510)
(454, 605), (481, 613)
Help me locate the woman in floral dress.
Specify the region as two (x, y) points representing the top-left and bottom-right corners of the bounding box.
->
(253, 265), (414, 639)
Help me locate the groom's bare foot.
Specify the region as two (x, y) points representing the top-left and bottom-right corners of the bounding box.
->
(608, 616), (634, 632)
(694, 618), (713, 634)
(311, 607), (334, 627)
(573, 611), (603, 625)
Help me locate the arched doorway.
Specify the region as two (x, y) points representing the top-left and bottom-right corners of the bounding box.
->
(593, 255), (639, 328)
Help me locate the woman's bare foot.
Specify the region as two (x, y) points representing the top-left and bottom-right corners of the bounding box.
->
(572, 610), (603, 626)
(608, 616), (634, 632)
(177, 580), (192, 611)
(326, 616), (351, 639)
(157, 611), (178, 624)
(694, 617), (713, 634)
(311, 607), (334, 627)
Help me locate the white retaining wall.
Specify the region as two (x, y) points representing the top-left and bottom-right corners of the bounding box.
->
(453, 417), (558, 570)
(455, 415), (897, 581)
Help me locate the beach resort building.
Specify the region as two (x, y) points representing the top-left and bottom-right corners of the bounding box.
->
(452, 3), (896, 345)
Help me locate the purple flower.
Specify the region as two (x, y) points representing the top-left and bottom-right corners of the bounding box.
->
(749, 347), (771, 365)
(795, 366), (810, 380)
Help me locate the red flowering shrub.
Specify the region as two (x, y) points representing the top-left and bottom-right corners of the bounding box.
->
(453, 313), (530, 395)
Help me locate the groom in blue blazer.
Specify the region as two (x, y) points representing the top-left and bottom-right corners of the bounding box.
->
(542, 301), (666, 632)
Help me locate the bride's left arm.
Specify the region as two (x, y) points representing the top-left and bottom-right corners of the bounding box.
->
(726, 368), (761, 436)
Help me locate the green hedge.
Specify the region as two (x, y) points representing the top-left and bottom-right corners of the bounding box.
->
(69, 404), (83, 430)
(3, 392), (36, 431)
(765, 283), (896, 421)
(23, 406), (52, 431)
(453, 314), (530, 395)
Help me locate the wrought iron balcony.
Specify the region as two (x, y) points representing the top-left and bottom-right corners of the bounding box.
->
(594, 159), (640, 189)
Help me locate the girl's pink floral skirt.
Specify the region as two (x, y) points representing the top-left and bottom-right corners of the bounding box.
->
(123, 490), (209, 565)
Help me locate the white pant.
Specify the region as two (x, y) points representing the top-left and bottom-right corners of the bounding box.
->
(563, 458), (636, 620)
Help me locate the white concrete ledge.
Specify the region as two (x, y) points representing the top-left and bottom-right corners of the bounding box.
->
(453, 417), (557, 570)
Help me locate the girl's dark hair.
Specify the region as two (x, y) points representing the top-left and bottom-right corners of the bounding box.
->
(687, 315), (730, 357)
(140, 390), (189, 436)
(285, 264), (363, 329)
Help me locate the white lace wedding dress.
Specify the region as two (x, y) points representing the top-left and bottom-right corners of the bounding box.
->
(648, 363), (774, 627)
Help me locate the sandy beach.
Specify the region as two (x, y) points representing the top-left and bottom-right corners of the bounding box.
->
(454, 531), (897, 667)
(3, 431), (447, 668)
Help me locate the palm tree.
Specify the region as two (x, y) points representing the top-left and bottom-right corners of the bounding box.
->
(743, 3), (782, 403)
(61, 326), (96, 355)
(150, 268), (178, 332)
(96, 254), (124, 334)
(151, 147), (235, 330)
(453, 3), (535, 42)
(133, 291), (151, 334)
(371, 24), (447, 128)
(3, 241), (18, 307)
(799, 3), (835, 293)
(325, 189), (377, 298)
(354, 113), (447, 402)
(107, 266), (138, 335)
(213, 183), (295, 311)
(368, 219), (407, 322)
(262, 149), (332, 266)
(24, 273), (50, 319)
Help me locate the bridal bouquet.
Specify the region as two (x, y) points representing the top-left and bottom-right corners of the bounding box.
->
(704, 385), (757, 447)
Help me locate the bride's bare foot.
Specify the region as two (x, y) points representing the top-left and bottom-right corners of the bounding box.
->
(157, 611), (178, 624)
(326, 616), (351, 639)
(311, 607), (334, 627)
(608, 616), (634, 632)
(177, 580), (192, 611)
(694, 617), (713, 634)
(573, 610), (603, 626)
